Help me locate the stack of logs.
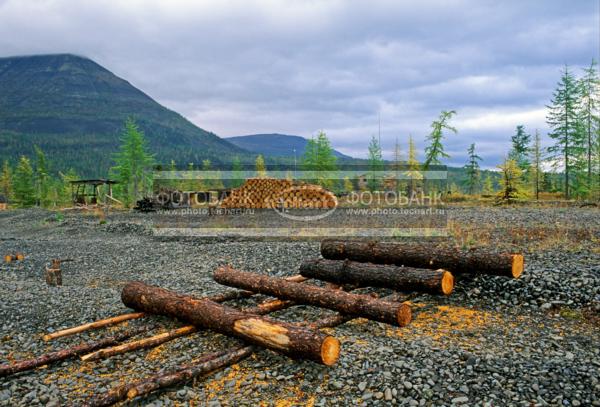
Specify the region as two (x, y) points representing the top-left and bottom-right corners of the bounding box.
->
(220, 178), (337, 209)
(0, 240), (524, 406)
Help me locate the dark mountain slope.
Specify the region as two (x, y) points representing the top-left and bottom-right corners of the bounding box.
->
(227, 133), (352, 159)
(0, 54), (248, 176)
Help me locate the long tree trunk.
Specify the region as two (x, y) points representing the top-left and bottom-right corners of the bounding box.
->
(121, 282), (340, 365)
(300, 259), (454, 295)
(0, 327), (148, 377)
(81, 298), (294, 363)
(321, 240), (524, 278)
(213, 266), (411, 326)
(87, 291), (406, 407)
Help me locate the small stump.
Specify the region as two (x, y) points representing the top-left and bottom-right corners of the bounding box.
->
(45, 259), (63, 286)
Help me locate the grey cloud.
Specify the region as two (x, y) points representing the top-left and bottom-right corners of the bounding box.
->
(0, 0), (597, 165)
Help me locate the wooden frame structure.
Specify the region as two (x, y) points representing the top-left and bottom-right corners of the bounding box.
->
(70, 179), (118, 207)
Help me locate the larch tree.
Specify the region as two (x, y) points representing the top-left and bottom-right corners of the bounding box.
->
(496, 157), (525, 204)
(367, 135), (384, 191)
(1, 160), (12, 200)
(111, 118), (155, 207)
(13, 156), (36, 207)
(530, 129), (544, 200)
(464, 143), (482, 195)
(392, 137), (405, 193)
(34, 146), (51, 207)
(482, 173), (494, 195)
(423, 110), (457, 169)
(546, 65), (584, 199)
(255, 154), (267, 178)
(315, 131), (338, 189)
(579, 60), (600, 194)
(405, 136), (422, 196)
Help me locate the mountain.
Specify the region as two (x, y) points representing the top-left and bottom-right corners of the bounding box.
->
(0, 53), (249, 176)
(226, 133), (352, 160)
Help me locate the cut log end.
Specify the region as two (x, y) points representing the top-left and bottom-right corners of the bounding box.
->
(320, 336), (340, 366)
(440, 270), (454, 295)
(511, 254), (524, 279)
(127, 388), (139, 399)
(397, 303), (412, 327)
(4, 255), (12, 263)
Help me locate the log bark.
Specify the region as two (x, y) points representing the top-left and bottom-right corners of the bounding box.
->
(44, 275), (306, 342)
(43, 312), (146, 341)
(213, 266), (411, 326)
(321, 240), (524, 278)
(300, 259), (454, 295)
(81, 298), (294, 363)
(87, 292), (406, 407)
(0, 327), (148, 377)
(121, 281), (340, 365)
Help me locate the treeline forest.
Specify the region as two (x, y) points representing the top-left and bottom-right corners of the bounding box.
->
(0, 61), (599, 208)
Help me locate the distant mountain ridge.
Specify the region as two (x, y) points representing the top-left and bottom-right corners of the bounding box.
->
(226, 133), (352, 159)
(0, 53), (248, 176)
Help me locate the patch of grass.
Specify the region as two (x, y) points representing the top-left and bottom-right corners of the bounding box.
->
(559, 308), (583, 320)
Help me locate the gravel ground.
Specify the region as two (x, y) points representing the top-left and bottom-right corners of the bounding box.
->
(0, 207), (599, 406)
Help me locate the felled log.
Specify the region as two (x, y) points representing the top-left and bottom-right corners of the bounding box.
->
(44, 275), (307, 342)
(43, 312), (146, 341)
(321, 240), (524, 278)
(213, 266), (412, 326)
(88, 291), (407, 407)
(121, 281), (340, 365)
(300, 259), (454, 295)
(88, 346), (253, 407)
(0, 327), (148, 377)
(81, 298), (294, 363)
(81, 325), (197, 362)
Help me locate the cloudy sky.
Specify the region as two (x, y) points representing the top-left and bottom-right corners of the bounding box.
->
(0, 0), (598, 166)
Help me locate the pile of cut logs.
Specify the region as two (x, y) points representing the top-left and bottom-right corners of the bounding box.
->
(0, 240), (524, 406)
(220, 178), (337, 209)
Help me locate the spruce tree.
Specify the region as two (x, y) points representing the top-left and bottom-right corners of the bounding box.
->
(464, 143), (482, 195)
(13, 156), (36, 207)
(423, 110), (457, 169)
(546, 65), (584, 199)
(509, 125), (531, 171)
(367, 135), (384, 191)
(111, 118), (155, 207)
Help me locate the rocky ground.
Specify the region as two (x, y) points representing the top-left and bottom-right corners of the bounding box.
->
(0, 207), (599, 406)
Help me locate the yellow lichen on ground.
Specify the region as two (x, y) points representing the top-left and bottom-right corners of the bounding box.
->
(387, 303), (505, 349)
(204, 363), (251, 399)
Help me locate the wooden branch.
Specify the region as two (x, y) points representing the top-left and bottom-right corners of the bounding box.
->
(0, 327), (148, 377)
(43, 312), (146, 341)
(80, 326), (197, 362)
(213, 266), (412, 326)
(300, 258), (454, 295)
(121, 281), (340, 365)
(321, 239), (524, 278)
